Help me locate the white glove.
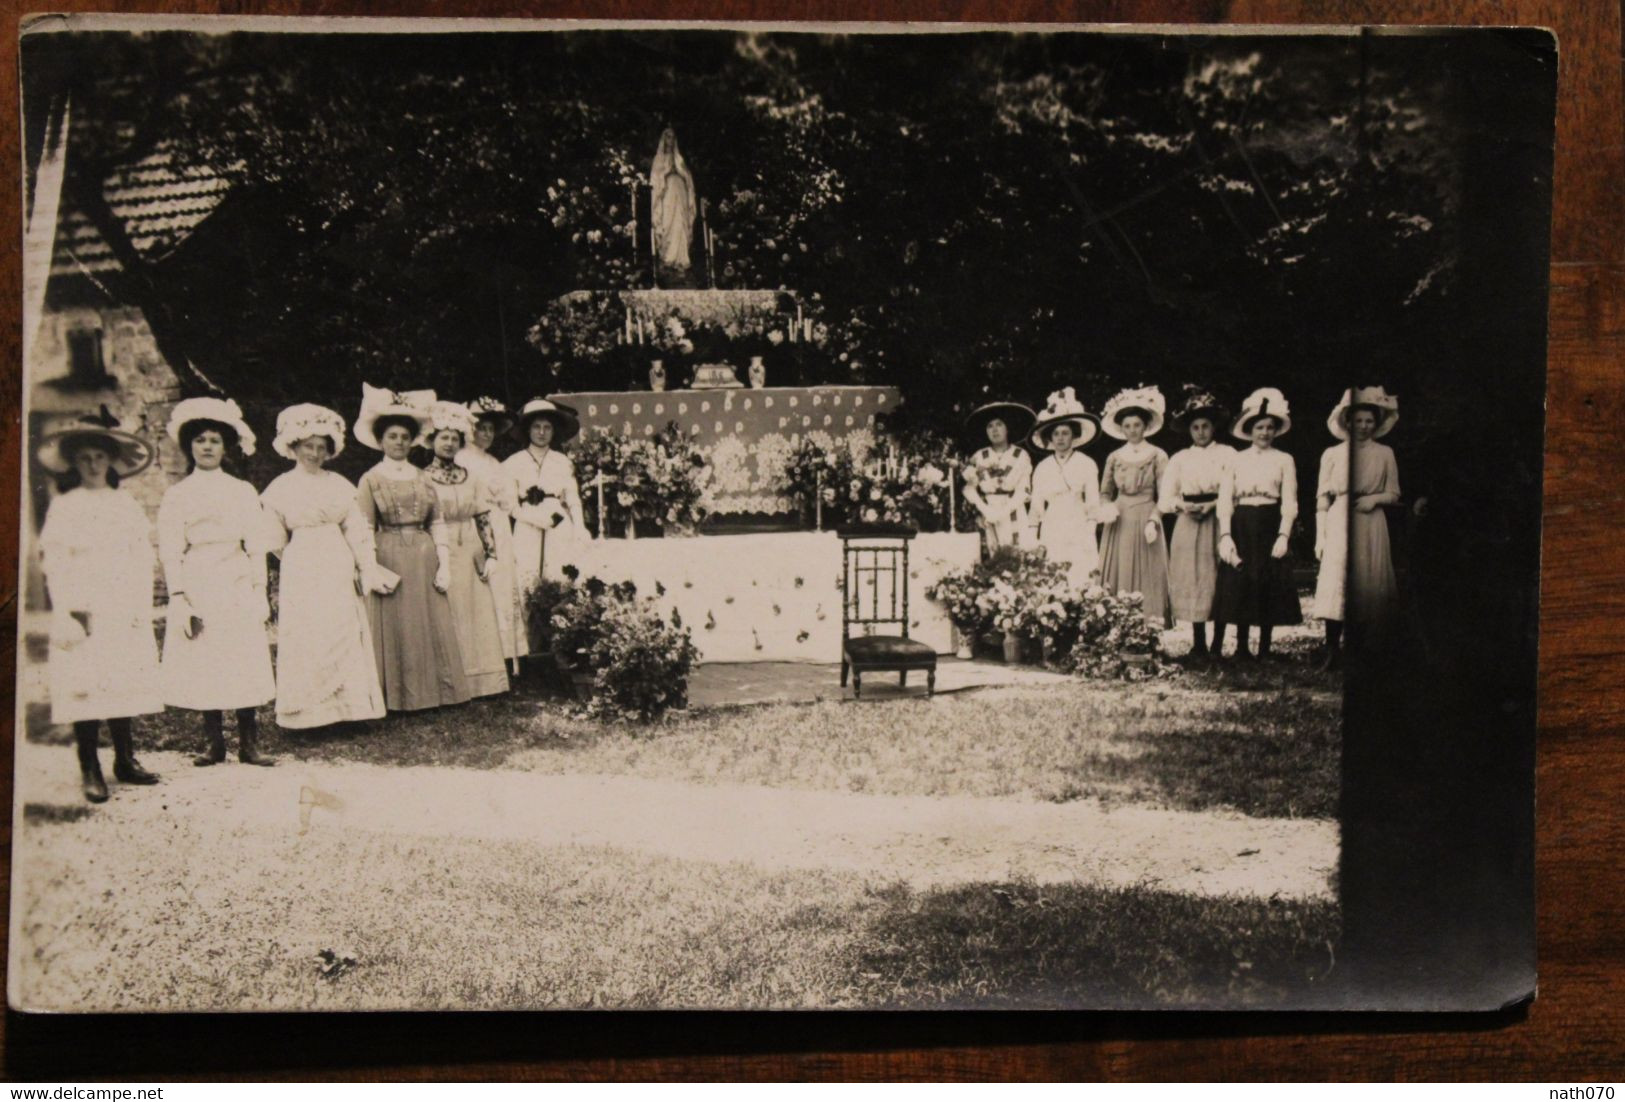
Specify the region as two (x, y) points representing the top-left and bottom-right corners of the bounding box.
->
(434, 562), (451, 594)
(252, 587), (271, 624)
(53, 609), (88, 649)
(1143, 520), (1161, 545)
(1219, 534), (1241, 568)
(1314, 539), (1324, 562)
(476, 555), (496, 584)
(169, 594), (198, 639)
(1271, 534), (1290, 560)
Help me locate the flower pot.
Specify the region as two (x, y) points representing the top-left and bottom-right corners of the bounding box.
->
(1001, 632), (1023, 664)
(955, 640), (974, 661)
(568, 669), (597, 703)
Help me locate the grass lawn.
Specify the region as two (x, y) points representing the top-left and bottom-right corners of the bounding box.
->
(39, 650), (1340, 821)
(13, 815), (1337, 1011)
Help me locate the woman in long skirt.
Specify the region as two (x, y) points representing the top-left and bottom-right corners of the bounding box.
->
(158, 398), (278, 766)
(1313, 386), (1403, 669)
(261, 404), (388, 728)
(427, 402), (510, 698)
(457, 397), (521, 673)
(1157, 388), (1237, 663)
(1026, 388), (1103, 586)
(353, 384), (472, 712)
(499, 399), (584, 652)
(1215, 387), (1303, 660)
(1097, 386), (1173, 626)
(36, 410), (165, 802)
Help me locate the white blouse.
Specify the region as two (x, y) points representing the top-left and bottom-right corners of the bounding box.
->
(1219, 446), (1298, 537)
(1158, 442), (1237, 513)
(499, 446), (583, 531)
(157, 467), (272, 593)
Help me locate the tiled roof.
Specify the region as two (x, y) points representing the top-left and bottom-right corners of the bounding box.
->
(50, 145), (234, 277)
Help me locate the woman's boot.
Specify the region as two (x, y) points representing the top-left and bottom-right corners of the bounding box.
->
(236, 708), (277, 767)
(74, 721), (109, 803)
(110, 719), (159, 785)
(194, 710), (227, 767)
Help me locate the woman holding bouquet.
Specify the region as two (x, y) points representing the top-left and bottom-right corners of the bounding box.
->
(260, 404), (387, 729)
(427, 401), (510, 698)
(457, 397), (521, 671)
(499, 399), (583, 652)
(960, 401), (1035, 555)
(36, 409), (165, 802)
(1215, 388), (1303, 660)
(353, 384), (472, 711)
(1097, 385), (1173, 626)
(1027, 388), (1103, 587)
(158, 398), (278, 766)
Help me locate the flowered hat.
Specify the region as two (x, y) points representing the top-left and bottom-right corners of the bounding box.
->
(167, 396), (257, 456)
(513, 397), (580, 445)
(427, 400), (478, 443)
(36, 406), (154, 477)
(1233, 387), (1292, 440)
(1100, 385), (1166, 439)
(272, 403), (347, 460)
(1327, 386), (1399, 440)
(1029, 388), (1099, 450)
(354, 383), (435, 451)
(1172, 385), (1227, 429)
(466, 396), (514, 436)
(963, 401), (1036, 447)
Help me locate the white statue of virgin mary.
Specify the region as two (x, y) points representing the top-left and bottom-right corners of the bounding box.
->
(650, 128), (696, 272)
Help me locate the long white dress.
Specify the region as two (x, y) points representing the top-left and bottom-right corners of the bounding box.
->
(1028, 450), (1102, 586)
(1312, 441), (1402, 625)
(157, 467), (277, 711)
(962, 444), (1033, 554)
(38, 487), (166, 725)
(457, 444), (520, 660)
(261, 467), (387, 728)
(498, 446), (584, 652)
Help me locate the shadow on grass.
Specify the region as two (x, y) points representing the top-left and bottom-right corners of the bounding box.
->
(845, 879), (1340, 1010)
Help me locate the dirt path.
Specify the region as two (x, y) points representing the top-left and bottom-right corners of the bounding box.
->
(16, 742), (1336, 900)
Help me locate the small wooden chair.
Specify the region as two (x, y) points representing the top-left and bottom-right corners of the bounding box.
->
(838, 523), (936, 699)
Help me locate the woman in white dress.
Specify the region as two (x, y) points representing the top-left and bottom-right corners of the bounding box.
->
(1026, 388), (1103, 586)
(158, 398), (278, 766)
(35, 410), (165, 802)
(498, 399), (584, 653)
(1313, 386), (1403, 669)
(261, 404), (388, 729)
(1215, 388), (1303, 661)
(960, 401), (1035, 556)
(457, 397), (521, 672)
(427, 402), (510, 699)
(1158, 388), (1237, 663)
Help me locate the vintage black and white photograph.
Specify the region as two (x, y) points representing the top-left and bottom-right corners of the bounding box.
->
(10, 17), (1552, 1011)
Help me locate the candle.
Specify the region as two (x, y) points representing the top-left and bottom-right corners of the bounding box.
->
(625, 308), (633, 344)
(804, 317), (812, 343)
(947, 460), (958, 532)
(815, 468), (823, 532)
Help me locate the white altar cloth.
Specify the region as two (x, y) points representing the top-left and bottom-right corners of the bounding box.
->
(561, 531), (980, 663)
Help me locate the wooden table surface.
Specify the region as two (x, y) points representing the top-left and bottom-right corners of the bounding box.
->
(1, 0), (1619, 1081)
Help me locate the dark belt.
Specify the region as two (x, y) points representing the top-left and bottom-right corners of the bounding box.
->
(1183, 492), (1217, 504)
(378, 522), (425, 531)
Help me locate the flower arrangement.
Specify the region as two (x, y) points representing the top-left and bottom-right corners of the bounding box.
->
(784, 428), (966, 531)
(524, 568), (700, 721)
(926, 547), (1067, 641)
(570, 421), (711, 536)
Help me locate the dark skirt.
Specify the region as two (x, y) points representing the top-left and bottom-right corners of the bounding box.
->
(1213, 504), (1304, 627)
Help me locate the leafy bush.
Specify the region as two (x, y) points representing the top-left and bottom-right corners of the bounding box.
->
(523, 567), (700, 721)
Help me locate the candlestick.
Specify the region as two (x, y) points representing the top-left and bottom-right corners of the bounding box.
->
(595, 474), (607, 541)
(815, 468), (823, 532)
(947, 458), (959, 532)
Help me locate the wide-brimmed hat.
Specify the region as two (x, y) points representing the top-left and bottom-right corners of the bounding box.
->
(36, 406), (154, 477)
(1233, 387), (1292, 439)
(1327, 385), (1399, 441)
(513, 398), (581, 445)
(1100, 385), (1166, 440)
(272, 403), (347, 460)
(167, 396), (257, 456)
(466, 396), (514, 436)
(354, 383), (436, 451)
(963, 401), (1036, 446)
(1030, 387), (1099, 450)
(426, 400), (478, 443)
(1172, 386), (1227, 429)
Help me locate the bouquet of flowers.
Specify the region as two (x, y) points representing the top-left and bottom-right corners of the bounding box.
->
(571, 423), (711, 537)
(519, 486), (568, 529)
